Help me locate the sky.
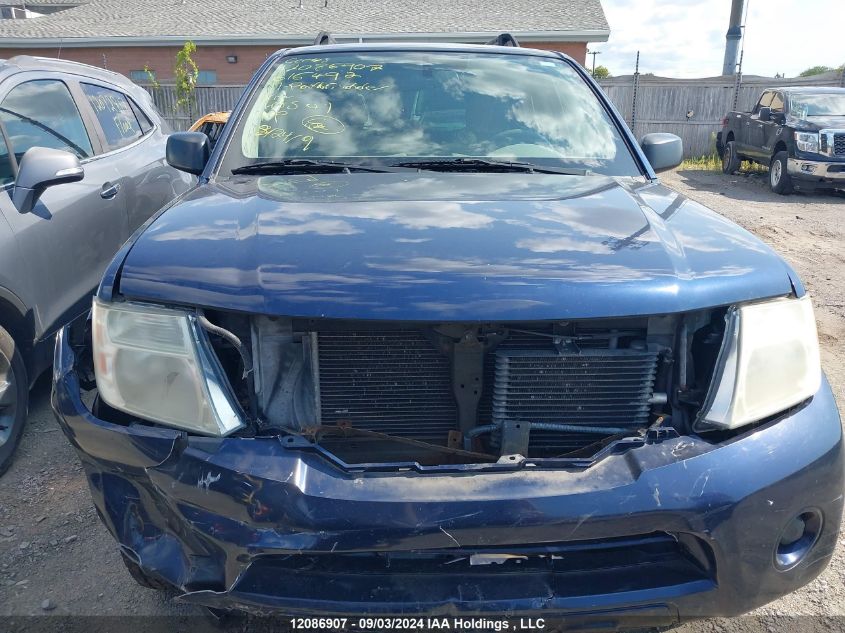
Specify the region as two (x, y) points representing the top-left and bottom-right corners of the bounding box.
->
(588, 0), (844, 79)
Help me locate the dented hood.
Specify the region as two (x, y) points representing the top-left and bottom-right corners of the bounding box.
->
(115, 173), (795, 320)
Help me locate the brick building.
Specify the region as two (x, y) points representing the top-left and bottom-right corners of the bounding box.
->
(0, 0), (609, 85)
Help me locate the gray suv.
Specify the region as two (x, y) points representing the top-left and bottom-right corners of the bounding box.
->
(0, 56), (192, 473)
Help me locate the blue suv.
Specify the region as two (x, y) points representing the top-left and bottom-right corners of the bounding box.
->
(52, 39), (842, 628)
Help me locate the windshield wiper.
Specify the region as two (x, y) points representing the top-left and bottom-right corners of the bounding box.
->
(392, 158), (589, 176)
(231, 159), (396, 175)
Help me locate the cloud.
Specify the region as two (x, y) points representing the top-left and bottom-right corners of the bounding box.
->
(590, 0), (843, 78)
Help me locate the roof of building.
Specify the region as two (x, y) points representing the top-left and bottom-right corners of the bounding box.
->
(0, 0), (609, 45)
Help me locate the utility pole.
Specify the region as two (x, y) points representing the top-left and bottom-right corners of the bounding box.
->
(587, 49), (601, 77)
(722, 0), (747, 75)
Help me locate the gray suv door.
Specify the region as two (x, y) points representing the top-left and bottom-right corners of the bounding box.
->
(77, 80), (184, 235)
(0, 74), (126, 340)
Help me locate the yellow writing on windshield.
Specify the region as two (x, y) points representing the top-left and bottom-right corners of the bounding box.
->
(288, 81), (390, 92)
(305, 101), (332, 113)
(266, 98), (333, 121)
(289, 82), (338, 91)
(342, 82), (390, 91)
(278, 57), (387, 92)
(284, 58), (384, 73)
(256, 124), (314, 151)
(301, 115), (345, 135)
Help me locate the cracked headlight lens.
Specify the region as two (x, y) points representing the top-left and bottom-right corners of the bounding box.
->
(92, 299), (243, 436)
(698, 295), (821, 430)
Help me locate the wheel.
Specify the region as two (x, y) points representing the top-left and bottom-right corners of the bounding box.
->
(0, 325), (27, 477)
(721, 140), (740, 174)
(120, 552), (171, 591)
(769, 151), (793, 195)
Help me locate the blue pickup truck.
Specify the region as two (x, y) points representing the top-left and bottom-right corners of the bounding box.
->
(717, 87), (845, 194)
(52, 38), (842, 628)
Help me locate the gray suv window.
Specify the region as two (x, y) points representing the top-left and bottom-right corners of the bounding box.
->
(80, 83), (143, 151)
(128, 98), (153, 135)
(0, 79), (93, 160)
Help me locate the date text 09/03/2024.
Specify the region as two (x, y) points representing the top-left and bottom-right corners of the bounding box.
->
(290, 617), (547, 631)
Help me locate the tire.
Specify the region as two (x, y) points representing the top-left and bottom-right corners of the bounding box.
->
(120, 552), (171, 591)
(0, 325), (27, 477)
(769, 151), (793, 195)
(722, 140), (740, 174)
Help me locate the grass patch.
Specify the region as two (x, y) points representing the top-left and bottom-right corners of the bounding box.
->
(681, 153), (722, 171)
(680, 153), (768, 173)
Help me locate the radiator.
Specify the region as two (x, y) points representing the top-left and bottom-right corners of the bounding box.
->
(316, 330), (457, 444)
(315, 328), (659, 455)
(491, 348), (659, 453)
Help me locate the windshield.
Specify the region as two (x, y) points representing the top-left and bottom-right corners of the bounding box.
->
(790, 93), (845, 117)
(219, 51), (641, 177)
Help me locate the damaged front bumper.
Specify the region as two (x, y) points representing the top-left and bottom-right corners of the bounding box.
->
(52, 326), (844, 626)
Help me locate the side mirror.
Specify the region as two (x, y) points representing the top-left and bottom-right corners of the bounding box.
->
(640, 133), (683, 173)
(166, 132), (210, 175)
(12, 147), (84, 214)
(759, 106), (772, 122)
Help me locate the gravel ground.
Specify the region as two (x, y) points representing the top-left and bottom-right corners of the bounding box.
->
(0, 168), (843, 632)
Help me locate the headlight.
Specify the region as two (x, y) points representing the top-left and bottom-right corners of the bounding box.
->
(92, 299), (244, 436)
(794, 131), (819, 153)
(698, 295), (821, 430)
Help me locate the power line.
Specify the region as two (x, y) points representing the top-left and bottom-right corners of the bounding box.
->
(587, 49), (601, 77)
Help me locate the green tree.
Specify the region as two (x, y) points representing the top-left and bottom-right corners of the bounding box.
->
(141, 63), (163, 112)
(174, 41), (199, 117)
(142, 63), (159, 89)
(799, 65), (833, 77)
(592, 65), (611, 79)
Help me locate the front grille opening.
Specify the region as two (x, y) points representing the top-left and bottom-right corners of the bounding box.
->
(72, 305), (727, 468)
(313, 322), (664, 460)
(243, 315), (711, 467)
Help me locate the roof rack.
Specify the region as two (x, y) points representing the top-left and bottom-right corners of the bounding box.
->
(314, 31), (337, 45)
(486, 33), (520, 47)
